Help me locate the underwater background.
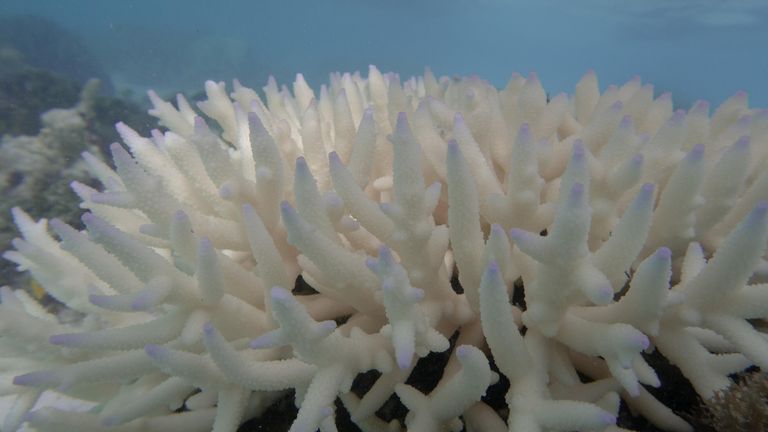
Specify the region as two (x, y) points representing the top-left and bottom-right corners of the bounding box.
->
(0, 1), (767, 430)
(1, 0), (767, 106)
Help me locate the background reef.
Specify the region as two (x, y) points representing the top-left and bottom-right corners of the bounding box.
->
(0, 16), (154, 293)
(1, 0), (767, 106)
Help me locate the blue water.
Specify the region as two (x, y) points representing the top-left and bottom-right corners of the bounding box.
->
(1, 0), (767, 108)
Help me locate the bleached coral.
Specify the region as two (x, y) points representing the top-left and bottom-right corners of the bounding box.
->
(3, 67), (768, 432)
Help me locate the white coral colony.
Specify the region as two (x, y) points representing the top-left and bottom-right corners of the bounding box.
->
(3, 67), (768, 432)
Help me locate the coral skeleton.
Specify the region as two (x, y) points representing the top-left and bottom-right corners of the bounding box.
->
(2, 67), (768, 432)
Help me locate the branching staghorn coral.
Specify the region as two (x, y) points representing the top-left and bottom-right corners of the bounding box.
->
(2, 67), (768, 432)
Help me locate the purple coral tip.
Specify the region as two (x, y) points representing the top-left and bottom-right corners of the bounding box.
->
(637, 334), (650, 350)
(110, 142), (125, 154)
(487, 261), (499, 273)
(280, 201), (294, 213)
(132, 293), (151, 311)
(594, 285), (614, 304)
(572, 140), (585, 158)
(14, 371), (56, 387)
(144, 344), (164, 359)
(381, 279), (395, 292)
(242, 203), (255, 215)
(49, 334), (76, 346)
(508, 228), (527, 242)
(271, 287), (291, 302)
(753, 202), (768, 218)
(22, 411), (39, 423)
(365, 257), (378, 271)
(670, 110), (686, 125)
(247, 111), (262, 124)
(691, 100), (710, 114)
(203, 322), (215, 335)
(456, 345), (469, 358)
(89, 294), (108, 307)
(378, 245), (392, 259)
(570, 182), (585, 196)
(688, 144), (705, 161)
(737, 115), (752, 127)
(101, 416), (120, 426)
(397, 353), (412, 371)
(734, 135), (750, 150)
(199, 237), (212, 249)
(656, 247), (672, 260)
(640, 183), (655, 195)
(600, 413), (618, 425)
(295, 156), (308, 170)
(447, 139), (460, 155)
